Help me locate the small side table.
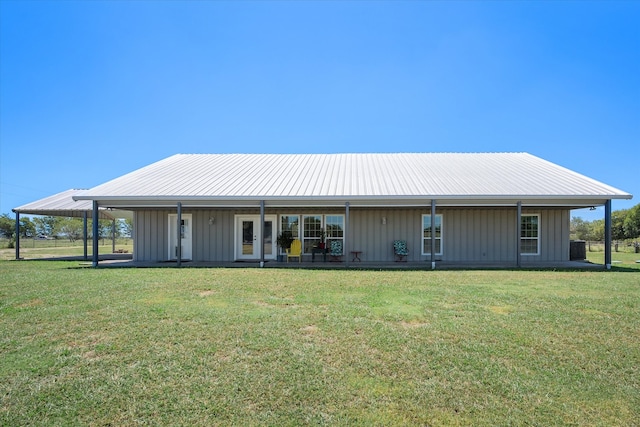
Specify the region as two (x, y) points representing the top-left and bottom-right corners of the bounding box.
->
(312, 247), (327, 262)
(350, 250), (362, 262)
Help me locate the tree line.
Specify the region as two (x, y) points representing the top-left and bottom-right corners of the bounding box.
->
(571, 203), (640, 241)
(0, 214), (133, 245)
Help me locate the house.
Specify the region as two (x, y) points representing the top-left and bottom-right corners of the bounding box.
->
(73, 153), (631, 268)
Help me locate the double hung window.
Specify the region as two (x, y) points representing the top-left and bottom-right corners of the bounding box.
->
(302, 215), (323, 253)
(520, 214), (540, 255)
(422, 214), (443, 255)
(280, 215), (300, 239)
(325, 215), (345, 254)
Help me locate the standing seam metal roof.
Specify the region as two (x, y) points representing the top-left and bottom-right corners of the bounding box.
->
(75, 153), (631, 201)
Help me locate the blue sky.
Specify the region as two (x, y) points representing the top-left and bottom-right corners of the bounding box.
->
(1, 0), (638, 220)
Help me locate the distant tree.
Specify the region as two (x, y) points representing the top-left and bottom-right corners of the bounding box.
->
(33, 216), (59, 237)
(57, 217), (84, 242)
(94, 219), (114, 242)
(19, 217), (36, 238)
(121, 218), (133, 238)
(570, 217), (590, 240)
(0, 213), (16, 240)
(623, 204), (640, 239)
(588, 219), (605, 242)
(611, 209), (628, 241)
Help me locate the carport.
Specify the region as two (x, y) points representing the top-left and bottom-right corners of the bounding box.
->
(12, 189), (132, 260)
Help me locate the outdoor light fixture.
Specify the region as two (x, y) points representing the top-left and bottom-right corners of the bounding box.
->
(382, 217), (387, 225)
(209, 217), (215, 225)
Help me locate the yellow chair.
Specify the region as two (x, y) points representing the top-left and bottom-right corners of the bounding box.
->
(286, 239), (302, 263)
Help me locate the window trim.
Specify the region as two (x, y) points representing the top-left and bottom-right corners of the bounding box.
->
(421, 214), (443, 256)
(520, 213), (540, 256)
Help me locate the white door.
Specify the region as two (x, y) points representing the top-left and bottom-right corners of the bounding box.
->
(235, 215), (276, 260)
(168, 214), (192, 260)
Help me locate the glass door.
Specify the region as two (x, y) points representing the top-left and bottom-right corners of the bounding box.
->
(235, 215), (276, 260)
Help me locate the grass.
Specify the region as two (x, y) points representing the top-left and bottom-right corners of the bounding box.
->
(0, 238), (133, 261)
(587, 249), (640, 267)
(1, 262), (639, 426)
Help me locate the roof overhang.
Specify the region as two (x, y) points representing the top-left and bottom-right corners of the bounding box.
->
(72, 194), (630, 210)
(13, 189), (133, 220)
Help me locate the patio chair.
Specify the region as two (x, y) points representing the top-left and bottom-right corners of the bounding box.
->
(393, 240), (408, 262)
(287, 239), (302, 263)
(329, 240), (343, 262)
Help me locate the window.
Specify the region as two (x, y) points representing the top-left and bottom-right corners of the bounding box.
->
(520, 214), (540, 255)
(422, 214), (443, 255)
(302, 215), (323, 253)
(325, 215), (345, 254)
(280, 215), (300, 239)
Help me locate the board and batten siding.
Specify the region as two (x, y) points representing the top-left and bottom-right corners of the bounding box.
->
(442, 208), (569, 263)
(133, 210), (168, 262)
(133, 207), (571, 263)
(347, 208), (567, 263)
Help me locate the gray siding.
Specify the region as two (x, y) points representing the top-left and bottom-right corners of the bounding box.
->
(349, 208), (423, 262)
(133, 210), (169, 262)
(133, 207), (570, 264)
(444, 209), (517, 263)
(191, 210), (236, 262)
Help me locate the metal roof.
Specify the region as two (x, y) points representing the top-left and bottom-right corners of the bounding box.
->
(74, 153), (632, 208)
(13, 189), (132, 219)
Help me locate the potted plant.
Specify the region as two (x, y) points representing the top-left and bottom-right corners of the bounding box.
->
(276, 232), (294, 261)
(318, 228), (326, 249)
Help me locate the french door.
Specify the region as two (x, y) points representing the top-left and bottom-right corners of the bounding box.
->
(235, 215), (277, 260)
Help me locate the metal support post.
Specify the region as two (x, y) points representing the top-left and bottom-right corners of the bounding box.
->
(431, 199), (436, 270)
(516, 201), (522, 268)
(112, 219), (116, 254)
(92, 201), (99, 267)
(260, 200), (265, 267)
(83, 211), (88, 261)
(177, 202), (182, 267)
(14, 211), (20, 260)
(345, 202), (350, 267)
(605, 200), (612, 270)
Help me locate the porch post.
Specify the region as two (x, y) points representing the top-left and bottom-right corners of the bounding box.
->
(112, 218), (116, 254)
(260, 200), (265, 268)
(92, 200), (99, 267)
(345, 202), (350, 267)
(176, 202), (182, 267)
(14, 211), (20, 260)
(604, 199), (612, 270)
(516, 201), (522, 268)
(83, 211), (88, 261)
(431, 199), (436, 270)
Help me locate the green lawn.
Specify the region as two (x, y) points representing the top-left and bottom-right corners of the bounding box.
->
(0, 239), (133, 261)
(1, 262), (638, 426)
